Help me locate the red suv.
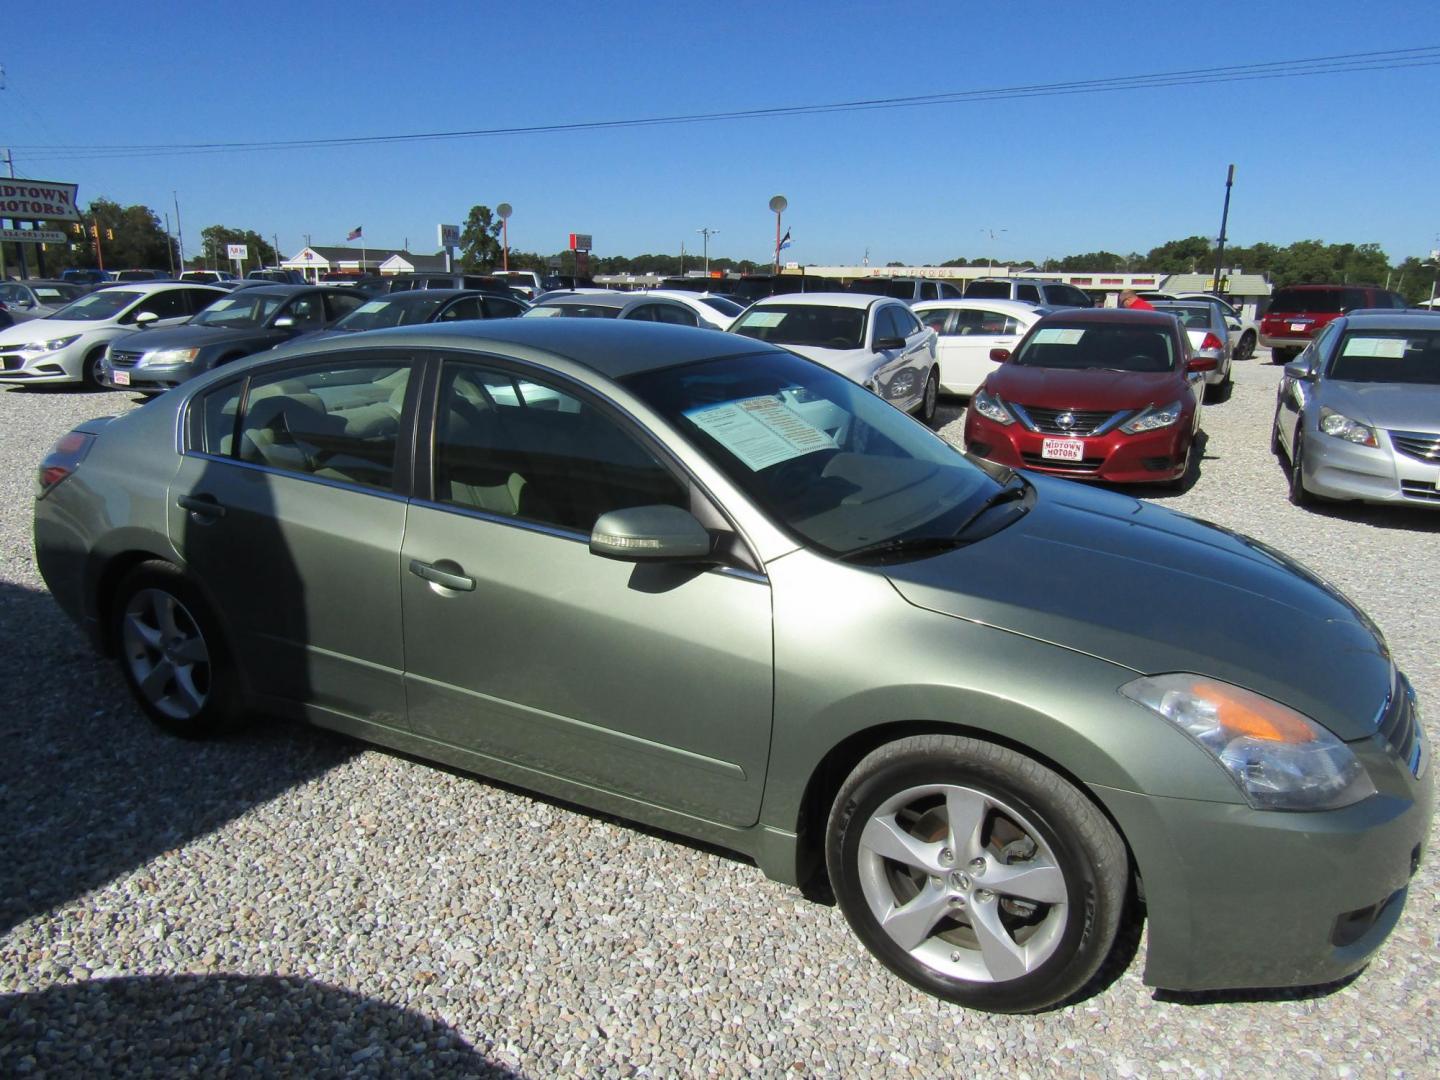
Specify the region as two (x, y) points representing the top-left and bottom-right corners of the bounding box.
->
(963, 309), (1212, 485)
(1260, 284), (1406, 363)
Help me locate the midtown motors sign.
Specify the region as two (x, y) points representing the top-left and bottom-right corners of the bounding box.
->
(0, 179), (81, 221)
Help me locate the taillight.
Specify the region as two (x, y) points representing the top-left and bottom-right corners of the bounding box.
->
(1200, 332), (1224, 351)
(37, 430), (96, 497)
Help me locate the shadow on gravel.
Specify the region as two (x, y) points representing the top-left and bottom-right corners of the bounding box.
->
(0, 578), (356, 935)
(0, 974), (517, 1077)
(1300, 500), (1440, 533)
(1151, 968), (1362, 1007)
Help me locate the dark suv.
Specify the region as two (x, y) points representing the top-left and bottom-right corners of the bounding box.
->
(1260, 284), (1407, 363)
(964, 277), (1094, 308)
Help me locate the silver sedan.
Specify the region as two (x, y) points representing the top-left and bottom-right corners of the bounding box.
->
(1272, 311), (1440, 507)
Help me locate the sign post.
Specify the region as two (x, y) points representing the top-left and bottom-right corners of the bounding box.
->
(496, 204), (512, 271)
(569, 232), (593, 279)
(769, 195), (787, 274)
(438, 223), (459, 272)
(226, 243), (249, 277)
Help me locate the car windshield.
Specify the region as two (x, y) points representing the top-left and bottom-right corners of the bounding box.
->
(335, 296), (447, 331)
(624, 350), (1000, 557)
(524, 303), (622, 319)
(964, 282), (1012, 299)
(699, 296), (743, 317)
(1153, 304), (1215, 329)
(1328, 330), (1440, 384)
(1012, 323), (1176, 372)
(189, 292), (288, 328)
(731, 304), (866, 349)
(1270, 288), (1353, 314)
(49, 290), (142, 321)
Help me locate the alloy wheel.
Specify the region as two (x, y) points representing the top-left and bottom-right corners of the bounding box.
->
(855, 782), (1068, 983)
(120, 587), (212, 721)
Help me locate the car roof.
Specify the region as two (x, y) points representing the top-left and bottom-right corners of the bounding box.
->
(234, 284), (363, 297)
(95, 280), (225, 294)
(1035, 307), (1178, 327)
(1341, 312), (1440, 331)
(534, 292), (632, 310)
(265, 315), (775, 380)
(369, 288), (485, 303)
(748, 291), (883, 310)
(913, 298), (1043, 316)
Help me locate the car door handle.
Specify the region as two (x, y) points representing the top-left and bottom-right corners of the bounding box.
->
(177, 494), (226, 519)
(408, 559), (476, 592)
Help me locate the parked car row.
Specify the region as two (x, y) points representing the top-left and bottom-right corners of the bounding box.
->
(33, 313), (1433, 1015)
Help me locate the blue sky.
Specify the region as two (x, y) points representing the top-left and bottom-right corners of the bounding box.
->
(4, 1), (1437, 267)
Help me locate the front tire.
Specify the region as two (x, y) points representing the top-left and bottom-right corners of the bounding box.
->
(917, 368), (940, 428)
(112, 561), (243, 738)
(826, 734), (1129, 1013)
(1288, 425), (1314, 506)
(81, 347), (107, 389)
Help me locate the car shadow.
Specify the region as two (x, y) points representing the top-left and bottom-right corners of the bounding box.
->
(0, 574), (349, 936)
(0, 974), (517, 1076)
(1151, 968), (1362, 1007)
(1300, 498), (1440, 533)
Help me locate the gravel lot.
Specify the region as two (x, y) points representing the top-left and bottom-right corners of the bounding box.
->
(1, 354), (1436, 1078)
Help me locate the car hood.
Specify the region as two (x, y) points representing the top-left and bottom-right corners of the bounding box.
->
(110, 324), (275, 352)
(1324, 381), (1440, 431)
(987, 365), (1184, 409)
(884, 476), (1391, 738)
(0, 317), (114, 343)
(780, 344), (877, 383)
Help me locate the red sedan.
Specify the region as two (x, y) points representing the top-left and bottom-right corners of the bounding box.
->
(963, 309), (1214, 485)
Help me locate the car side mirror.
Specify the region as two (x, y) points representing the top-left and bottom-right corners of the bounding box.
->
(873, 336), (906, 352)
(133, 311), (160, 326)
(1226, 317), (1240, 330)
(1284, 359), (1315, 381)
(989, 348), (1010, 362)
(590, 505), (714, 563)
(1187, 356), (1218, 373)
(273, 316), (296, 328)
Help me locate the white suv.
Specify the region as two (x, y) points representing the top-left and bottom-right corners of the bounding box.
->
(0, 282), (224, 387)
(964, 277), (1094, 308)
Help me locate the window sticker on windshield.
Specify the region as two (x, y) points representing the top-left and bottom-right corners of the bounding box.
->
(35, 289), (63, 299)
(353, 300), (388, 314)
(685, 395), (835, 470)
(1032, 328), (1086, 345)
(1342, 337), (1408, 359)
(740, 311), (786, 328)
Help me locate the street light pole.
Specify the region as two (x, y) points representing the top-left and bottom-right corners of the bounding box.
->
(173, 191), (186, 272)
(980, 227), (1007, 272)
(1212, 164), (1236, 297)
(697, 227), (718, 275)
(769, 195), (787, 276)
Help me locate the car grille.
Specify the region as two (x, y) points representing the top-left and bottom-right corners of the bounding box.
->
(1019, 452), (1106, 473)
(1, 350), (27, 372)
(1014, 405), (1125, 436)
(1398, 481), (1440, 502)
(1389, 429), (1440, 463)
(108, 348), (144, 370)
(1378, 676), (1423, 778)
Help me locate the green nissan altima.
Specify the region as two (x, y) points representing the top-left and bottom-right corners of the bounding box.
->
(34, 319), (1430, 1013)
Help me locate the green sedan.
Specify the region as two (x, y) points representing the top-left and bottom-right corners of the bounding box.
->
(34, 319), (1431, 1013)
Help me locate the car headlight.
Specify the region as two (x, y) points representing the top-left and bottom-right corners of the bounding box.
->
(971, 387), (1014, 426)
(1121, 674), (1376, 811)
(1119, 400), (1183, 434)
(1318, 406), (1378, 447)
(143, 347), (201, 366)
(19, 334), (81, 355)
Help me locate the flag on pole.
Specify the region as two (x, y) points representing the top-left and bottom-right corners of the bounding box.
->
(347, 226), (363, 241)
(778, 228), (792, 252)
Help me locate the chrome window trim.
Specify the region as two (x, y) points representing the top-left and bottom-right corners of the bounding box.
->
(183, 451), (412, 504)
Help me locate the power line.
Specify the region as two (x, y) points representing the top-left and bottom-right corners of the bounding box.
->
(11, 45), (1440, 163)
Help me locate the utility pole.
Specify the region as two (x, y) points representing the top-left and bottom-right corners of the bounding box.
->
(173, 191), (186, 272)
(164, 213), (175, 274)
(697, 226), (718, 275)
(1212, 164), (1236, 297)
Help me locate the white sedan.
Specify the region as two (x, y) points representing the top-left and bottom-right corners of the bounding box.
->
(912, 298), (1045, 396)
(729, 293), (939, 425)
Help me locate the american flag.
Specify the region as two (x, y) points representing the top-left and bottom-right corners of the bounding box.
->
(347, 226), (363, 241)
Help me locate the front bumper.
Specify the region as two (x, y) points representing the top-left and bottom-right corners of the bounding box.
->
(0, 342), (86, 383)
(1302, 426), (1440, 508)
(100, 358), (193, 392)
(1095, 716), (1432, 992)
(964, 413), (1192, 484)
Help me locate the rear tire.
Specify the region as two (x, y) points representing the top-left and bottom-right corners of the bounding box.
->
(826, 734), (1129, 1014)
(111, 561), (243, 738)
(1235, 331), (1256, 362)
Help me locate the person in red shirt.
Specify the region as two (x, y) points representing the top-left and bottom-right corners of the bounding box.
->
(1119, 290), (1155, 310)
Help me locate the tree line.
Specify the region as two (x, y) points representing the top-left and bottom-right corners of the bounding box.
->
(14, 198), (1436, 304)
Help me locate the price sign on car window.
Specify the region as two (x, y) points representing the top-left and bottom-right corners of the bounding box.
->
(685, 395), (834, 471)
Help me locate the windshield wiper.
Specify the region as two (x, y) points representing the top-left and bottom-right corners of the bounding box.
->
(952, 474), (1032, 539)
(837, 534), (971, 564)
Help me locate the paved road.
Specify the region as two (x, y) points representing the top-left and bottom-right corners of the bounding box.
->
(1, 353), (1435, 1077)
